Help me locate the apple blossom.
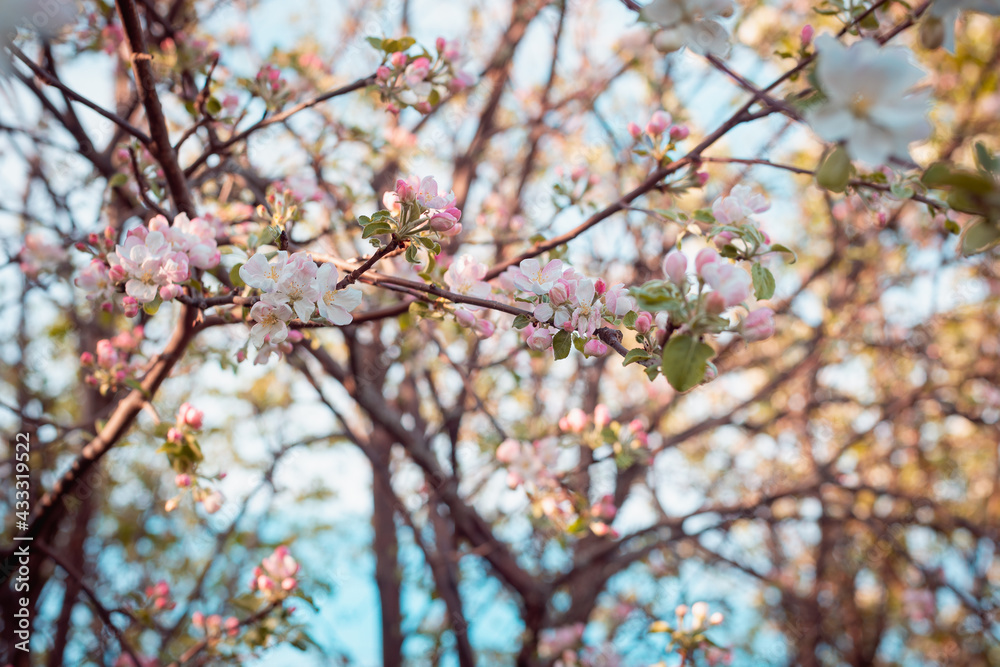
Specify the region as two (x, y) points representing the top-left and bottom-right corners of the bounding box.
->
(511, 258), (564, 295)
(711, 184), (769, 226)
(642, 0), (734, 56)
(635, 311), (654, 333)
(583, 338), (608, 356)
(663, 250), (688, 285)
(443, 255), (491, 304)
(699, 257), (751, 307)
(201, 490), (224, 514)
(249, 299), (293, 348)
(240, 250), (289, 292)
(559, 408), (589, 433)
(315, 263), (363, 326)
(741, 307), (775, 341)
(806, 36), (931, 165)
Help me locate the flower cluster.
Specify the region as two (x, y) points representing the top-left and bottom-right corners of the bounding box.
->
(161, 403), (226, 515)
(19, 232), (67, 278)
(251, 546), (300, 601)
(239, 251), (362, 355)
(560, 405), (652, 471)
(248, 64), (290, 110)
(649, 602), (727, 664)
(75, 213), (222, 313)
(627, 109), (692, 165)
(191, 612), (240, 641)
(144, 580), (176, 612)
(503, 258), (636, 358)
(642, 0), (734, 56)
(373, 37), (474, 114)
(369, 174), (464, 264)
(806, 36), (931, 166)
(443, 255), (495, 337)
(80, 327), (144, 395)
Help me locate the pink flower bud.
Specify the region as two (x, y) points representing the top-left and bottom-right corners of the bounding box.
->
(496, 438), (521, 463)
(236, 350), (247, 362)
(713, 231), (735, 248)
(695, 247), (720, 275)
(75, 242), (88, 252)
(646, 110), (671, 136)
(109, 264), (127, 282)
(415, 101), (433, 114)
(376, 65), (392, 81)
(710, 612), (724, 625)
(801, 24), (814, 46)
(570, 165), (587, 181)
(583, 338), (608, 356)
(634, 311), (653, 334)
(473, 319), (495, 338)
(154, 581), (170, 597)
(159, 284), (183, 301)
(88, 233), (99, 245)
(178, 403), (204, 429)
(549, 281), (569, 305)
(154, 597), (167, 610)
(436, 36), (446, 51)
(594, 279), (607, 296)
(281, 577), (297, 591)
(167, 427), (183, 444)
(696, 171), (709, 186)
(669, 125), (689, 140)
(80, 352), (95, 365)
(102, 301), (115, 313)
(591, 521), (612, 537)
(525, 325), (553, 351)
(627, 122), (642, 139)
(225, 616), (240, 636)
(175, 474), (192, 487)
(192, 611), (205, 628)
(559, 408), (589, 433)
(593, 404), (611, 427)
(390, 52), (407, 68)
(741, 307), (775, 342)
(454, 308), (476, 328)
(662, 250), (688, 285)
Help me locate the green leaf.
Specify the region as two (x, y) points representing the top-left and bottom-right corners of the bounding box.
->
(622, 348), (652, 367)
(816, 145), (851, 193)
(661, 334), (714, 392)
(230, 263), (246, 288)
(205, 96), (222, 115)
(362, 221), (392, 238)
(427, 88), (440, 107)
(622, 311), (638, 328)
(404, 244), (419, 263)
(692, 208), (715, 223)
(944, 218), (961, 235)
(751, 263), (775, 300)
(644, 365), (660, 381)
(552, 330), (572, 360)
(959, 218), (1000, 256)
(143, 297), (162, 315)
(366, 36), (384, 50)
(975, 141), (998, 175)
(109, 172), (129, 188)
(769, 243), (797, 264)
(512, 314), (531, 330)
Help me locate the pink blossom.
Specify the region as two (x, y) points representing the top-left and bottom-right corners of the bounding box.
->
(390, 51), (408, 68)
(695, 247), (720, 274)
(559, 408), (589, 433)
(376, 65), (392, 81)
(583, 338), (608, 356)
(201, 490), (223, 514)
(670, 125), (690, 140)
(700, 260), (751, 307)
(525, 324), (554, 350)
(662, 250), (688, 285)
(593, 404), (611, 427)
(473, 319), (495, 338)
(711, 184), (769, 225)
(635, 311), (653, 333)
(177, 403), (204, 430)
(175, 474), (192, 487)
(496, 438), (521, 463)
(249, 299), (293, 347)
(646, 110), (671, 135)
(801, 24), (814, 46)
(627, 122), (642, 139)
(741, 307), (775, 341)
(315, 263), (362, 326)
(123, 296), (140, 318)
(512, 258), (564, 295)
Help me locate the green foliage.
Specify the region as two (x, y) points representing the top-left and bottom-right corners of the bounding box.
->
(661, 335), (714, 392)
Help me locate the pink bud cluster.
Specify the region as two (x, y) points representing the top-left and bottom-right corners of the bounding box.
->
(252, 64), (290, 109)
(251, 546), (300, 600)
(375, 38), (474, 114)
(501, 258), (636, 358)
(383, 175), (464, 236)
(627, 109), (690, 143)
(81, 327), (144, 395)
(19, 232), (68, 278)
(192, 612), (240, 640)
(239, 251), (362, 357)
(167, 402), (204, 445)
(145, 580), (176, 611)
